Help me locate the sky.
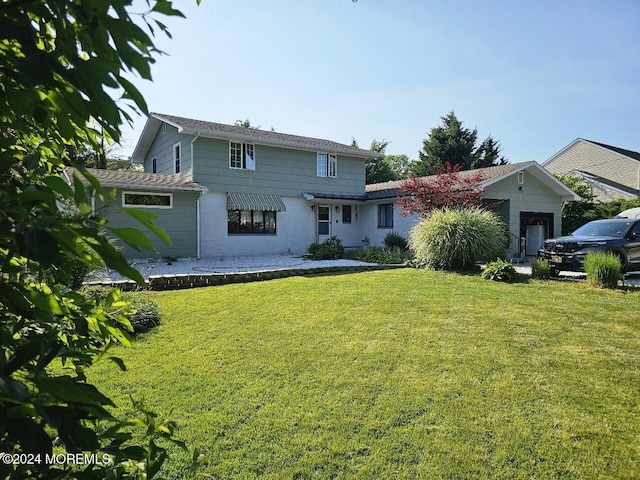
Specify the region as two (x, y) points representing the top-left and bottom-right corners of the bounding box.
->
(117, 0), (640, 165)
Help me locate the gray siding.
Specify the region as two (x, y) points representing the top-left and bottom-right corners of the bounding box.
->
(97, 188), (200, 259)
(141, 127), (368, 196)
(144, 123), (194, 179)
(485, 170), (563, 238)
(186, 137), (364, 197)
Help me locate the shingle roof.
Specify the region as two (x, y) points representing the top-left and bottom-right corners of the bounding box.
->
(67, 168), (207, 192)
(152, 113), (382, 159)
(365, 162), (531, 199)
(585, 139), (640, 163)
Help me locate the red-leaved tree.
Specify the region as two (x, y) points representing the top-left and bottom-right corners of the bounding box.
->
(398, 162), (486, 217)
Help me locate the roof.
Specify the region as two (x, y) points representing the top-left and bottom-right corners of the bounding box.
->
(131, 113), (382, 163)
(66, 168), (208, 192)
(584, 139), (640, 163)
(365, 161), (580, 201)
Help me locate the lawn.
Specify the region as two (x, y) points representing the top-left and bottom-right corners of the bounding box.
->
(85, 269), (640, 479)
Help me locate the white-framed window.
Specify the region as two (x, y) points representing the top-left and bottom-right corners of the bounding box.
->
(173, 142), (181, 174)
(230, 142), (255, 170)
(317, 153), (337, 178)
(122, 191), (173, 209)
(518, 171), (524, 184)
(151, 157), (157, 173)
(162, 123), (167, 134)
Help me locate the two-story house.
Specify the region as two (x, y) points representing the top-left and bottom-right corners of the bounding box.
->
(123, 113), (381, 258)
(91, 113), (577, 260)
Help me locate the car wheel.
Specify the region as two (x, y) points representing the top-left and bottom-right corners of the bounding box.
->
(550, 267), (560, 278)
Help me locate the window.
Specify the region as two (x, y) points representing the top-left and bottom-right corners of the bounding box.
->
(151, 157), (157, 173)
(173, 142), (181, 174)
(162, 123), (167, 134)
(123, 191), (172, 209)
(228, 210), (276, 234)
(342, 205), (352, 224)
(317, 153), (337, 178)
(518, 171), (524, 184)
(378, 203), (394, 228)
(230, 142), (255, 170)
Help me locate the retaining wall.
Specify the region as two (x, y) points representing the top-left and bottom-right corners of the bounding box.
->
(88, 264), (408, 291)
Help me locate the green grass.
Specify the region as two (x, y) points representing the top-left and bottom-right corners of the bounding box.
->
(85, 270), (640, 479)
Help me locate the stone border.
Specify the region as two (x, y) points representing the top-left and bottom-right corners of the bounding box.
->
(87, 264), (408, 291)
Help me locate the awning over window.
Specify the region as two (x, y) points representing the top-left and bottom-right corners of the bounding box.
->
(227, 192), (286, 212)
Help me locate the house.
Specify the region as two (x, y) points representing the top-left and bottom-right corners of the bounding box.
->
(127, 113), (381, 258)
(543, 138), (640, 202)
(365, 162), (579, 257)
(94, 113), (577, 259)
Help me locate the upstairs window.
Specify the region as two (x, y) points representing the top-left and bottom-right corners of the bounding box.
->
(230, 142), (255, 170)
(317, 153), (337, 178)
(173, 142), (181, 174)
(151, 157), (157, 173)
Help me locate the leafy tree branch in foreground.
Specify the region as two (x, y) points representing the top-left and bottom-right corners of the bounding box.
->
(0, 1), (201, 478)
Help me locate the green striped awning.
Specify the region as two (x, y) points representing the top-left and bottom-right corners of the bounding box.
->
(227, 192), (287, 212)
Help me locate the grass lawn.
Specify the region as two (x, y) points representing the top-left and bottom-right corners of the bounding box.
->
(85, 269), (640, 479)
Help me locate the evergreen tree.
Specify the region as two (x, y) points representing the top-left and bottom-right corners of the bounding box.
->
(412, 111), (507, 175)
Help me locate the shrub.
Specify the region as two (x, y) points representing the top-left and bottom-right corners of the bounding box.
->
(481, 258), (517, 282)
(347, 246), (413, 264)
(307, 236), (345, 260)
(83, 287), (161, 333)
(409, 207), (509, 270)
(584, 251), (621, 289)
(383, 231), (408, 251)
(531, 258), (551, 280)
(121, 292), (161, 333)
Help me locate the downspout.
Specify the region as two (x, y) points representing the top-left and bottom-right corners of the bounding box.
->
(190, 131), (200, 180)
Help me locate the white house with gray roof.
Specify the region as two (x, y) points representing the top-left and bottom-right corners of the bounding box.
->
(94, 113), (578, 259)
(543, 138), (640, 202)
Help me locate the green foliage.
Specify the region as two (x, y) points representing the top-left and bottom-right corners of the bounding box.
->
(0, 1), (197, 478)
(383, 231), (408, 251)
(481, 259), (517, 282)
(531, 258), (552, 280)
(121, 293), (161, 333)
(555, 174), (640, 234)
(409, 207), (509, 270)
(346, 246), (413, 264)
(84, 288), (161, 334)
(584, 251), (622, 289)
(308, 236), (345, 260)
(412, 111), (507, 175)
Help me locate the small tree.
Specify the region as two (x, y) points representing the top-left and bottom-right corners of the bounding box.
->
(398, 162), (486, 217)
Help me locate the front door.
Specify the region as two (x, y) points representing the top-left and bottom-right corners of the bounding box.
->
(318, 205), (330, 242)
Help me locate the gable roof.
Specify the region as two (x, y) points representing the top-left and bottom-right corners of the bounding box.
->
(365, 161), (580, 201)
(543, 138), (640, 167)
(131, 113), (382, 163)
(66, 168), (208, 192)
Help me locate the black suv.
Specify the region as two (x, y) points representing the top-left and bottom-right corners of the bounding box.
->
(538, 218), (640, 276)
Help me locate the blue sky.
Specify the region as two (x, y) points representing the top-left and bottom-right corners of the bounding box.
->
(119, 0), (640, 165)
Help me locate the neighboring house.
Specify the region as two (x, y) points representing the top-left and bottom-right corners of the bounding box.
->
(366, 161), (579, 257)
(92, 113), (577, 259)
(543, 138), (640, 202)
